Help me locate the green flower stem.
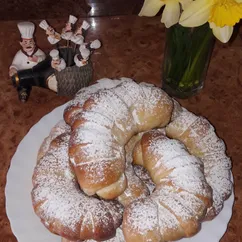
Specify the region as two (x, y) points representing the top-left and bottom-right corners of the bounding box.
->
(162, 23), (215, 98)
(179, 28), (213, 86)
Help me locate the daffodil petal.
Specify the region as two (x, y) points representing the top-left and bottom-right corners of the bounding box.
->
(139, 0), (165, 17)
(210, 24), (233, 43)
(161, 0), (180, 28)
(179, 0), (212, 27)
(180, 0), (193, 10)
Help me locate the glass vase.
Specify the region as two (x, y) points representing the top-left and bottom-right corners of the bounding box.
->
(162, 23), (215, 99)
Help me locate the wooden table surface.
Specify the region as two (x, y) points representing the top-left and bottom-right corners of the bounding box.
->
(0, 16), (241, 242)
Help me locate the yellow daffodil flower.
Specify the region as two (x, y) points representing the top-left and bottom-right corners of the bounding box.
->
(179, 0), (242, 43)
(139, 0), (192, 28)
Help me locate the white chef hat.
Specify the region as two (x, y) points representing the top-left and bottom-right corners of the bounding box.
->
(18, 22), (35, 39)
(90, 39), (101, 49)
(39, 20), (50, 30)
(69, 15), (78, 25)
(50, 49), (60, 60)
(80, 48), (90, 59)
(81, 20), (90, 30)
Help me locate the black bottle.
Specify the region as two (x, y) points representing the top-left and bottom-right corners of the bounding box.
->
(12, 56), (54, 90)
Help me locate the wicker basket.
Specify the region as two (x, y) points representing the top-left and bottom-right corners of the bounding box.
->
(55, 46), (93, 96)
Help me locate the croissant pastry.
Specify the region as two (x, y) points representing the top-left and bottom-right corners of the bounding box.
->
(166, 106), (233, 219)
(32, 132), (123, 241)
(122, 130), (212, 242)
(65, 79), (173, 199)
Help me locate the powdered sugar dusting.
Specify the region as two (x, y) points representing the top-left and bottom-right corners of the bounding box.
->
(163, 160), (210, 197)
(75, 155), (124, 185)
(146, 134), (211, 217)
(37, 120), (70, 161)
(32, 133), (123, 240)
(64, 85), (103, 123)
(111, 80), (143, 107)
(166, 107), (233, 218)
(171, 99), (183, 121)
(153, 186), (194, 221)
(149, 137), (189, 162)
(124, 131), (211, 239)
(167, 109), (198, 137)
(68, 78), (123, 108)
(85, 89), (134, 135)
(70, 126), (125, 184)
(64, 78), (125, 125)
(141, 84), (170, 110)
(81, 111), (114, 131)
(155, 201), (180, 232)
(126, 198), (158, 233)
(68, 79), (174, 197)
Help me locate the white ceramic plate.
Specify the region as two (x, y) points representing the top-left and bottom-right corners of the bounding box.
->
(5, 103), (234, 242)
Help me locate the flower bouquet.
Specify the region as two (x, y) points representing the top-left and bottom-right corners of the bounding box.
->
(139, 0), (242, 98)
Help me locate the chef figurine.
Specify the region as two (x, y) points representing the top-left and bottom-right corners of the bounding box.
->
(50, 49), (66, 72)
(61, 15), (78, 41)
(80, 39), (101, 53)
(39, 20), (61, 45)
(71, 20), (90, 45)
(9, 21), (46, 102)
(74, 47), (90, 67)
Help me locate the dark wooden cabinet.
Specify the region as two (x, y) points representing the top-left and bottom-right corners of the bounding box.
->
(0, 0), (144, 20)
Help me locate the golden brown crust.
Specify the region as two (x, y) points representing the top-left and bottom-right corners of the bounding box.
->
(123, 130), (212, 242)
(66, 80), (173, 199)
(32, 132), (124, 241)
(166, 109), (232, 219)
(37, 120), (71, 163)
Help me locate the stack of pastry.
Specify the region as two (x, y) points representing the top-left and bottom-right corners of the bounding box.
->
(32, 78), (232, 242)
